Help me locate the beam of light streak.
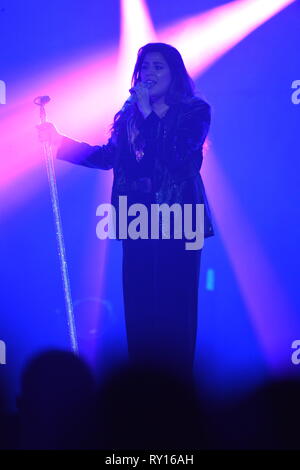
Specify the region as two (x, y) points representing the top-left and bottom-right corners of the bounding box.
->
(116, 0), (157, 100)
(158, 0), (296, 76)
(202, 149), (300, 373)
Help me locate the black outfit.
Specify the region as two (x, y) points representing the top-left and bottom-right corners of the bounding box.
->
(57, 97), (213, 376)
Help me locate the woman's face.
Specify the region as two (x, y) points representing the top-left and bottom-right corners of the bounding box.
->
(140, 52), (172, 101)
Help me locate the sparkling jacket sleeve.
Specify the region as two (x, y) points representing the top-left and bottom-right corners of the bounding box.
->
(56, 136), (116, 170)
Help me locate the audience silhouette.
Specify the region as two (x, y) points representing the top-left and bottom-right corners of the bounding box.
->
(1, 348), (300, 449)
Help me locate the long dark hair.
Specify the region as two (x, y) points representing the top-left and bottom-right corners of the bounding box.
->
(111, 43), (195, 150)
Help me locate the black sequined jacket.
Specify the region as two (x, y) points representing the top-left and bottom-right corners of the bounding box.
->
(56, 96), (214, 239)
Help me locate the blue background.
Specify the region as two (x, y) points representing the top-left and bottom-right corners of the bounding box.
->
(1, 0), (300, 409)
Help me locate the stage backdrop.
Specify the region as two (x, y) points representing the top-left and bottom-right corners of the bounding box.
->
(1, 0), (300, 409)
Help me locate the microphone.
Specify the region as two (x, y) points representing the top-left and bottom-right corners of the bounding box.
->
(34, 95), (51, 106)
(34, 95), (51, 123)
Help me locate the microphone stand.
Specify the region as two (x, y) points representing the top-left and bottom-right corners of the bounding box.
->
(34, 96), (78, 354)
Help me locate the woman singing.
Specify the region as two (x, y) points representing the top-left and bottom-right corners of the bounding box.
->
(37, 42), (214, 378)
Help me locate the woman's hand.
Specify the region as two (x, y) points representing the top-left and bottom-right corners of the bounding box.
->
(36, 122), (63, 147)
(130, 82), (152, 119)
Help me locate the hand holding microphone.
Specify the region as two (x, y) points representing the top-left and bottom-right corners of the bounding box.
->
(128, 81), (152, 119)
(34, 95), (63, 147)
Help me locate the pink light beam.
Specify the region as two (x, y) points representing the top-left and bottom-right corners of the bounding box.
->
(158, 0), (296, 76)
